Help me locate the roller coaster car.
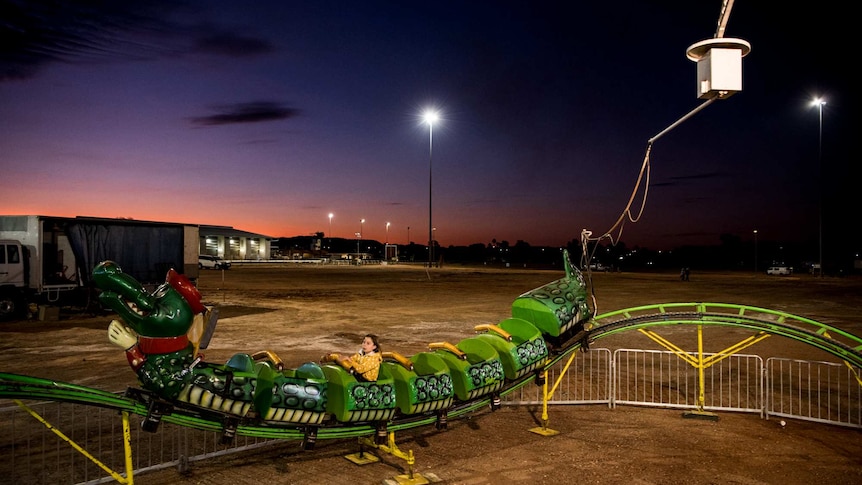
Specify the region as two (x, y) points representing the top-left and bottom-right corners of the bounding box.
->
(382, 351), (455, 429)
(123, 356), (329, 442)
(319, 354), (397, 424)
(429, 339), (506, 404)
(473, 319), (549, 380)
(511, 251), (592, 350)
(127, 384), (238, 445)
(319, 354), (397, 444)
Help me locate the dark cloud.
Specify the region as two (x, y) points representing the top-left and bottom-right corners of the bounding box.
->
(189, 101), (299, 126)
(0, 1), (177, 80)
(193, 32), (274, 57)
(0, 1), (275, 81)
(670, 172), (729, 181)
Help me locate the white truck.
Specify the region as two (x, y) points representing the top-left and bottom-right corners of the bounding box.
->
(766, 266), (793, 275)
(0, 215), (200, 321)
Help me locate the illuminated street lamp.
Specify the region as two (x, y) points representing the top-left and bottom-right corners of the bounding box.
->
(423, 109), (439, 267)
(328, 213), (334, 248)
(385, 222), (390, 244)
(811, 97), (825, 277)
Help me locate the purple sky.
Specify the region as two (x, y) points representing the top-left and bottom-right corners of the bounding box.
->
(0, 1), (852, 253)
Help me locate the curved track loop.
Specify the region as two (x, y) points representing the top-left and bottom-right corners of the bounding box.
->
(585, 302), (862, 368)
(3, 302), (860, 441)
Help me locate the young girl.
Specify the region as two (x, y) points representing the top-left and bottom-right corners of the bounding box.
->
(348, 334), (383, 381)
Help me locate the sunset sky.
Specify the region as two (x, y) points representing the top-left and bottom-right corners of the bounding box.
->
(1, 1), (851, 252)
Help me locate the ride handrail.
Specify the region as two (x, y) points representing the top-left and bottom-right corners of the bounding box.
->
(382, 351), (414, 370)
(474, 324), (513, 341)
(251, 350), (284, 370)
(320, 353), (355, 372)
(428, 342), (467, 359)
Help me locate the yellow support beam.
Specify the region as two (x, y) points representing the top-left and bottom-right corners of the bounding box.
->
(526, 348), (584, 436)
(14, 400), (134, 484)
(637, 324), (776, 421)
(346, 432), (430, 485)
(529, 370), (559, 436)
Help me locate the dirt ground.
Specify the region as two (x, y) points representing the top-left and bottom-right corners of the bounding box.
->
(2, 263), (862, 484)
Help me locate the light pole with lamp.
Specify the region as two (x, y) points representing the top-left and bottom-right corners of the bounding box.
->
(385, 222), (391, 261)
(423, 109), (439, 268)
(432, 227), (437, 265)
(753, 229), (758, 273)
(328, 213), (333, 248)
(357, 218), (364, 261)
(811, 97), (825, 277)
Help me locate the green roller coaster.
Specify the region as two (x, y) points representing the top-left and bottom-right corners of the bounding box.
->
(1, 251), (861, 485)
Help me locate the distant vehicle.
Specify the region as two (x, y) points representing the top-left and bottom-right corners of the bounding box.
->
(767, 266), (792, 275)
(199, 255), (230, 270)
(588, 262), (609, 272)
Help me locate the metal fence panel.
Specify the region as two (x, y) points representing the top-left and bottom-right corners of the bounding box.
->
(612, 349), (763, 414)
(0, 401), (282, 485)
(504, 348), (612, 405)
(765, 358), (862, 428)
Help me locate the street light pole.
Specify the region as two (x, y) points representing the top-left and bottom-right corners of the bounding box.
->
(753, 229), (758, 273)
(423, 109), (439, 268)
(328, 213), (333, 248)
(385, 222), (390, 244)
(357, 218), (365, 261)
(812, 97), (825, 277)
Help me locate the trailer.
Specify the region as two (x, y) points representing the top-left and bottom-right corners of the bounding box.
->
(0, 215), (199, 321)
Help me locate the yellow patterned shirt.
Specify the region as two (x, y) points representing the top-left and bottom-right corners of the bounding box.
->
(349, 351), (383, 381)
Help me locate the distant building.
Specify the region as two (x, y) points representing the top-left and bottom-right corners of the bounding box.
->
(199, 225), (271, 260)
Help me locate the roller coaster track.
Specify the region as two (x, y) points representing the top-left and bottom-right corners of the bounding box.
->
(3, 303), (861, 442)
(582, 302), (862, 369)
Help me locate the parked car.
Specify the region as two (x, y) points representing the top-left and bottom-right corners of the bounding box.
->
(199, 255), (231, 270)
(766, 266), (792, 275)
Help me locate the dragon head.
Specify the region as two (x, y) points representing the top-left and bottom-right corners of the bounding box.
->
(93, 261), (194, 338)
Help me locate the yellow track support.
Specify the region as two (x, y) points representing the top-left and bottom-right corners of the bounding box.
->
(14, 400), (135, 484)
(528, 347), (588, 437)
(528, 369), (559, 436)
(346, 431), (430, 484)
(638, 322), (772, 420)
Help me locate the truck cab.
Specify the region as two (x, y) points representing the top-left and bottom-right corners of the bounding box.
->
(0, 240), (25, 286)
(0, 240), (28, 319)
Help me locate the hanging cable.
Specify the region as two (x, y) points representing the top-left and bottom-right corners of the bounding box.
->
(579, 0), (743, 315)
(581, 0), (739, 251)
